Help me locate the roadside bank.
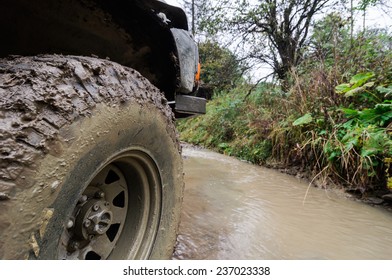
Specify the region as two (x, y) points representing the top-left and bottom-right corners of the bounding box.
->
(177, 82), (392, 210)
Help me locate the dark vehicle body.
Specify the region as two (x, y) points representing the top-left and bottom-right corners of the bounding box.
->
(0, 0), (205, 115)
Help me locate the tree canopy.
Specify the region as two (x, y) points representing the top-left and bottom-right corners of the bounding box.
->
(198, 0), (334, 83)
(198, 41), (244, 91)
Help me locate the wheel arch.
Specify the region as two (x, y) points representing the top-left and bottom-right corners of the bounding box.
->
(0, 0), (188, 101)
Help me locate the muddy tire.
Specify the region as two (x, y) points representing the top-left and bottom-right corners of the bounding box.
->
(0, 55), (183, 259)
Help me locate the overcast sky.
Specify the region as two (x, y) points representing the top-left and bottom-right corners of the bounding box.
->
(165, 0), (181, 7)
(165, 0), (391, 30)
(165, 0), (391, 80)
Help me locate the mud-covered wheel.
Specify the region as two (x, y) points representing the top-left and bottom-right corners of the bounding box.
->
(0, 55), (183, 259)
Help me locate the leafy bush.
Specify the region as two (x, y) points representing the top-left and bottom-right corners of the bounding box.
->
(177, 86), (273, 164)
(198, 41), (244, 91)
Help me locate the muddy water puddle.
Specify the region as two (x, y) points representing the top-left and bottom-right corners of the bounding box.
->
(172, 147), (392, 260)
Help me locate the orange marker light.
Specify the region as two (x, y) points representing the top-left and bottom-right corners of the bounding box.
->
(195, 62), (201, 82)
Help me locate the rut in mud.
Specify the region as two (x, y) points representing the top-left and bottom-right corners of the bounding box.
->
(173, 147), (392, 260)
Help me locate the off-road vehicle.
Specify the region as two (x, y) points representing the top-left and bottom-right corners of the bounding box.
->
(0, 0), (204, 260)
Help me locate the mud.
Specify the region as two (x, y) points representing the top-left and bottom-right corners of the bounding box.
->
(173, 147), (392, 260)
(0, 55), (178, 259)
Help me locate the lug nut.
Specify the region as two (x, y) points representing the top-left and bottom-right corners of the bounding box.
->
(84, 220), (91, 228)
(70, 241), (79, 250)
(66, 219), (74, 229)
(92, 204), (99, 211)
(78, 195), (87, 203)
(95, 191), (105, 198)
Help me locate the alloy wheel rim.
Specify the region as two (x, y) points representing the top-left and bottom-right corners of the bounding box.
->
(58, 149), (162, 260)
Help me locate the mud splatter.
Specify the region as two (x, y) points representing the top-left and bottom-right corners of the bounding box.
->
(0, 55), (179, 259)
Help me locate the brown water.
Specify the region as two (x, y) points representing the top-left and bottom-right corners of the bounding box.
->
(172, 147), (392, 260)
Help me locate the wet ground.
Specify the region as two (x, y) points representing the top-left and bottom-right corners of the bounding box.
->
(172, 147), (392, 260)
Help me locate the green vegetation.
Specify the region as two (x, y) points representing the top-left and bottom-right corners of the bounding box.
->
(179, 23), (392, 194)
(178, 85), (274, 164)
(198, 41), (244, 91)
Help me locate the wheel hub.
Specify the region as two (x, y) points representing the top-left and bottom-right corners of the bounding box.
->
(74, 199), (113, 240)
(58, 155), (162, 260)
